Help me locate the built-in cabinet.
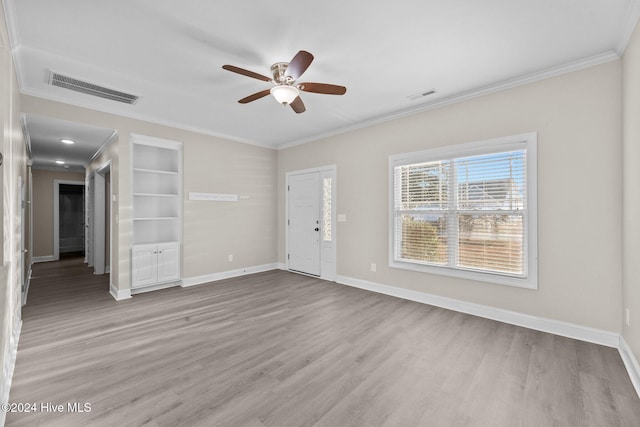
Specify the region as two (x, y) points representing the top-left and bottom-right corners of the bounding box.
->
(131, 135), (182, 290)
(131, 242), (180, 287)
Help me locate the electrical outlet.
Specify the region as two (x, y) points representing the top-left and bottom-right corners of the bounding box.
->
(626, 308), (630, 327)
(371, 263), (376, 272)
(228, 254), (233, 262)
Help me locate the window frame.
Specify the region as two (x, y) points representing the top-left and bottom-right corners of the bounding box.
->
(388, 132), (538, 289)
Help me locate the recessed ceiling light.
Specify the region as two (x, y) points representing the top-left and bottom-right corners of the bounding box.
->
(60, 139), (75, 144)
(55, 160), (65, 164)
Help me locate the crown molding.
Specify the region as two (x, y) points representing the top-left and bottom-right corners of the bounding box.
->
(277, 51), (620, 150)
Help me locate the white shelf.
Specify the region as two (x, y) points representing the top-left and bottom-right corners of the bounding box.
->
(133, 217), (179, 221)
(131, 135), (183, 288)
(133, 193), (179, 197)
(133, 168), (179, 175)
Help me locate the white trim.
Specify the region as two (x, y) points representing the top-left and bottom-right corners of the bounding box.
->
(277, 262), (287, 270)
(109, 284), (132, 301)
(87, 130), (118, 166)
(616, 0), (640, 55)
(131, 281), (179, 295)
(335, 275), (620, 348)
(22, 267), (31, 306)
(1, 319), (22, 427)
(277, 51), (619, 150)
(93, 160), (112, 279)
(53, 179), (85, 261)
(129, 133), (183, 150)
(32, 255), (55, 263)
(181, 263), (279, 287)
(619, 336), (640, 399)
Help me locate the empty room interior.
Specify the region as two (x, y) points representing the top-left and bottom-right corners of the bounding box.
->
(2, 0), (640, 425)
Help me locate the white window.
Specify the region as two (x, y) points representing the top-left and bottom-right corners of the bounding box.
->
(389, 133), (537, 289)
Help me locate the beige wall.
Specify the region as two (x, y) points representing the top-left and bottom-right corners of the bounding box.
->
(0, 0), (27, 413)
(278, 61), (622, 333)
(623, 21), (640, 363)
(24, 96), (278, 291)
(31, 169), (85, 258)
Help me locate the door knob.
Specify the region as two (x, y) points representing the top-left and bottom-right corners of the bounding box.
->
(314, 227), (319, 231)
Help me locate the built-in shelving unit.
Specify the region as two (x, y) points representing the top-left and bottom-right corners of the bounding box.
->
(131, 134), (183, 290)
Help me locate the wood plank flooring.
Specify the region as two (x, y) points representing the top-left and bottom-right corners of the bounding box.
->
(6, 257), (640, 426)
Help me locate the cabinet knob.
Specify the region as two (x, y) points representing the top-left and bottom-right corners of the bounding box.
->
(153, 251), (157, 254)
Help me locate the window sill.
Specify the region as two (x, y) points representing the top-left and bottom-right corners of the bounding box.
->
(389, 259), (538, 289)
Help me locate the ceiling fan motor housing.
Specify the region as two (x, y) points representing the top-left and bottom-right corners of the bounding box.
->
(271, 62), (294, 85)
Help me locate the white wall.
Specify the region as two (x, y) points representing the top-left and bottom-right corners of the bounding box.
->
(0, 0), (27, 420)
(623, 20), (640, 366)
(278, 60), (622, 333)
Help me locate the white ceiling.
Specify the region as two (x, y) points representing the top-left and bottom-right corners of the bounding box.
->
(24, 114), (115, 172)
(5, 0), (640, 153)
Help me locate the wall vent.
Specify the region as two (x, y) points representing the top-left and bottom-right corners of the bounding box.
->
(48, 71), (139, 105)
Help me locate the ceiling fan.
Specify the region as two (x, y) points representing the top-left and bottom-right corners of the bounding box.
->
(222, 50), (346, 114)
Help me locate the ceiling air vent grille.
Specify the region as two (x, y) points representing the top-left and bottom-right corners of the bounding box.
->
(48, 71), (139, 105)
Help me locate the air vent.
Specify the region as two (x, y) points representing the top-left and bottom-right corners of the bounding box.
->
(407, 89), (436, 101)
(48, 71), (139, 105)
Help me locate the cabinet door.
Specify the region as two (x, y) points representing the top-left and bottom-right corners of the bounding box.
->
(132, 244), (158, 287)
(157, 242), (180, 283)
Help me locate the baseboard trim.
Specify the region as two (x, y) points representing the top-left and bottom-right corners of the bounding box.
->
(22, 268), (32, 306)
(131, 281), (179, 295)
(32, 255), (55, 263)
(181, 263), (279, 287)
(1, 319), (22, 427)
(109, 284), (132, 301)
(335, 275), (620, 348)
(277, 262), (287, 270)
(619, 336), (640, 399)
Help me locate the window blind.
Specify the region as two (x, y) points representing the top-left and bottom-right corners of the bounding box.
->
(393, 148), (527, 278)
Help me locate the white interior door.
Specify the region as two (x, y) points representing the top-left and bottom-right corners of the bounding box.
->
(288, 172), (321, 276)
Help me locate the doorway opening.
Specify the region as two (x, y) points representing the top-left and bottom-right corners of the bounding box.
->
(53, 180), (85, 261)
(91, 161), (112, 279)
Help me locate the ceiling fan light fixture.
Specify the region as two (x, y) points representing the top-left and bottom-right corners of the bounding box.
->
(270, 85), (299, 105)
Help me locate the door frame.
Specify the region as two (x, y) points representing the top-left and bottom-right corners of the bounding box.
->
(53, 179), (85, 261)
(285, 165), (337, 281)
(93, 160), (112, 278)
(85, 173), (93, 266)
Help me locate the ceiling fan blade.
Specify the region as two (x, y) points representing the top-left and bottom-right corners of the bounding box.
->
(222, 65), (272, 82)
(298, 82), (347, 95)
(285, 50), (314, 80)
(290, 96), (306, 114)
(238, 89), (271, 104)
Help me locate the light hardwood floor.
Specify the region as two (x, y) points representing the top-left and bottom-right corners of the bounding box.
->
(6, 257), (640, 426)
